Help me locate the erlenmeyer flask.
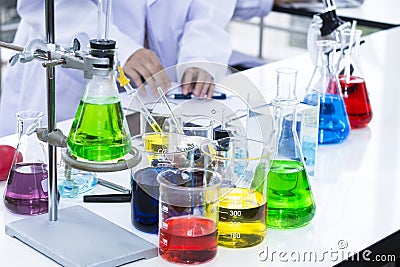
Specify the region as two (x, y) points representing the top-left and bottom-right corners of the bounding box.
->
(67, 40), (132, 162)
(307, 0), (350, 64)
(3, 111), (49, 215)
(276, 68), (319, 178)
(338, 28), (372, 129)
(267, 72), (316, 229)
(306, 40), (350, 144)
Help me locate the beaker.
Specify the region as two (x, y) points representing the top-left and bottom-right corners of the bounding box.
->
(67, 41), (132, 162)
(306, 40), (350, 144)
(268, 73), (316, 229)
(181, 116), (217, 139)
(141, 102), (178, 134)
(338, 28), (372, 129)
(201, 137), (273, 248)
(158, 167), (221, 264)
(130, 132), (205, 234)
(3, 111), (49, 215)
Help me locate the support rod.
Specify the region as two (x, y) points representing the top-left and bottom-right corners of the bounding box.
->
(45, 0), (58, 221)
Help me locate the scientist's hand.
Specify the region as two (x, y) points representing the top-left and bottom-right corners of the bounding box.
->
(181, 67), (215, 100)
(123, 48), (170, 92)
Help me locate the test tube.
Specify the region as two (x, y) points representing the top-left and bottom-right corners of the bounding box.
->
(97, 0), (112, 41)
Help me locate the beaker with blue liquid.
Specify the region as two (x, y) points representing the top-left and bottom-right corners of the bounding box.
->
(130, 132), (205, 234)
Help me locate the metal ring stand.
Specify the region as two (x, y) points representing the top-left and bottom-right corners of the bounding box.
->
(62, 146), (142, 173)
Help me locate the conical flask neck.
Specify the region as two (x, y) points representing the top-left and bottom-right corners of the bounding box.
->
(16, 111), (43, 137)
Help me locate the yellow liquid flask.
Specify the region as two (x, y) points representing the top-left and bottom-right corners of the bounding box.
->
(267, 68), (316, 229)
(67, 40), (131, 162)
(201, 137), (273, 248)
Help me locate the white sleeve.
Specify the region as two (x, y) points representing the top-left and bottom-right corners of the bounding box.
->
(16, 0), (141, 66)
(233, 0), (275, 20)
(177, 0), (236, 67)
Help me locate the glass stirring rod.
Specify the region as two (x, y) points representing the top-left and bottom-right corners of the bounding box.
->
(116, 66), (162, 132)
(156, 86), (184, 134)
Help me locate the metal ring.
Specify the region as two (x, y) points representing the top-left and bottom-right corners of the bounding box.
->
(61, 146), (142, 172)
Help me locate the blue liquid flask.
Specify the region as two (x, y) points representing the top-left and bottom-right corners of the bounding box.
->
(305, 40), (350, 144)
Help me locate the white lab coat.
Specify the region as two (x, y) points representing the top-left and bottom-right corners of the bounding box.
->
(0, 0), (236, 137)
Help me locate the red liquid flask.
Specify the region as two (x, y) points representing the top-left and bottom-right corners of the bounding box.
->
(339, 75), (372, 128)
(338, 28), (373, 129)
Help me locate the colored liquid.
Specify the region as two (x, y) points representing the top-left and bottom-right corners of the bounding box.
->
(131, 167), (162, 234)
(299, 105), (319, 177)
(143, 133), (169, 161)
(159, 216), (217, 264)
(318, 94), (350, 144)
(4, 162), (49, 215)
(267, 159), (315, 229)
(144, 114), (168, 133)
(150, 123), (162, 133)
(339, 75), (372, 129)
(218, 188), (266, 248)
(67, 97), (131, 162)
(57, 167), (98, 198)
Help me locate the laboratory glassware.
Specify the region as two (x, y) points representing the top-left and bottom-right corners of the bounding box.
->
(67, 40), (132, 162)
(158, 167), (221, 264)
(307, 0), (351, 64)
(299, 64), (320, 178)
(306, 40), (350, 144)
(267, 72), (316, 229)
(4, 111), (49, 215)
(116, 66), (162, 133)
(130, 132), (204, 234)
(57, 157), (98, 198)
(276, 68), (320, 178)
(338, 28), (372, 129)
(141, 102), (178, 134)
(201, 137), (273, 248)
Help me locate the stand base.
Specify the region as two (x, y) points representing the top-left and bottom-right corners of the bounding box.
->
(5, 205), (158, 267)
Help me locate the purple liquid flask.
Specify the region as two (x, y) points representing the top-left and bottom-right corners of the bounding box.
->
(3, 111), (49, 215)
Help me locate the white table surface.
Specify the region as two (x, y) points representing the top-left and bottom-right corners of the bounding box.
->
(1, 27), (400, 266)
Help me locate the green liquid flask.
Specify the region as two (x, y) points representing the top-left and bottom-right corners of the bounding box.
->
(67, 40), (132, 162)
(267, 68), (316, 229)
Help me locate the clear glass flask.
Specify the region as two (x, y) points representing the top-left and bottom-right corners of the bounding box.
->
(67, 40), (132, 162)
(337, 28), (372, 129)
(306, 40), (350, 144)
(3, 111), (49, 215)
(267, 72), (316, 229)
(276, 68), (319, 178)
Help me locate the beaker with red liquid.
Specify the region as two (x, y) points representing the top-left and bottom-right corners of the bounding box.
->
(157, 168), (221, 265)
(338, 28), (372, 128)
(3, 111), (49, 215)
